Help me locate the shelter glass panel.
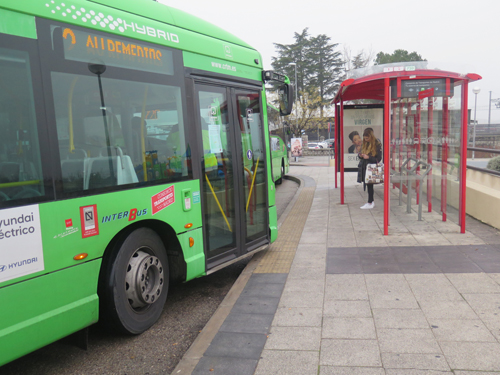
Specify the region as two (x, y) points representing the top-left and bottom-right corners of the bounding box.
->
(390, 79), (464, 224)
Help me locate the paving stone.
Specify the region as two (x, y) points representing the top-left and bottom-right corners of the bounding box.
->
(440, 341), (500, 371)
(300, 231), (328, 244)
(288, 265), (326, 280)
(324, 274), (368, 301)
(294, 243), (327, 257)
(367, 290), (419, 309)
(418, 300), (479, 320)
(323, 300), (372, 318)
(219, 313), (274, 334)
(247, 273), (288, 284)
(481, 274), (500, 286)
(192, 357), (258, 375)
(446, 273), (500, 293)
(405, 274), (463, 301)
(204, 332), (268, 359)
(377, 329), (441, 354)
(254, 350), (319, 375)
(282, 278), (325, 294)
(481, 318), (500, 341)
(231, 295), (280, 315)
(461, 293), (500, 320)
(322, 317), (376, 339)
(272, 306), (323, 327)
(320, 339), (382, 367)
(264, 326), (321, 350)
(413, 233), (452, 246)
(326, 255), (363, 274)
(430, 319), (496, 342)
(319, 367), (385, 375)
(381, 353), (450, 371)
(279, 290), (324, 308)
(240, 282), (285, 298)
(373, 308), (429, 329)
(385, 370), (452, 375)
(292, 252), (328, 268)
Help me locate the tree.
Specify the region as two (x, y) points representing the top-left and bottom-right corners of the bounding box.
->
(270, 29), (343, 119)
(307, 34), (344, 116)
(374, 49), (426, 65)
(288, 86), (334, 138)
(343, 46), (374, 72)
(271, 28), (311, 94)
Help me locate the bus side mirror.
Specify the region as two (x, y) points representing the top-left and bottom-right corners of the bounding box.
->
(278, 84), (294, 116)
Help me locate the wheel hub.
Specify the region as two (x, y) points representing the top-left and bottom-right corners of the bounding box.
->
(125, 250), (164, 309)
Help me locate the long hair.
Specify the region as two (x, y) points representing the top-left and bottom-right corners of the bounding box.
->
(361, 128), (378, 156)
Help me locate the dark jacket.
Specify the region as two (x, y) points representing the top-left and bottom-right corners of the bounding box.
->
(357, 141), (382, 189)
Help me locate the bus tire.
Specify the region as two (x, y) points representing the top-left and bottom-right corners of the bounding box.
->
(100, 227), (169, 335)
(276, 160), (284, 185)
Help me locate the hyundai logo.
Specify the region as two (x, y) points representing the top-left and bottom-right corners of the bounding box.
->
(0, 265), (6, 273)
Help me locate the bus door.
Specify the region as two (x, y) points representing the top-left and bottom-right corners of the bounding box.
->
(194, 84), (268, 265)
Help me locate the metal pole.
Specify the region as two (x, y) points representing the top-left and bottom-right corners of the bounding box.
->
(384, 77), (390, 235)
(294, 64), (298, 162)
(488, 91), (492, 131)
(460, 81), (469, 233)
(472, 92), (477, 159)
(294, 65), (298, 132)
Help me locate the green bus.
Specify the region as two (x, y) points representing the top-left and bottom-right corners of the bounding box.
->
(0, 0), (293, 365)
(270, 135), (289, 184)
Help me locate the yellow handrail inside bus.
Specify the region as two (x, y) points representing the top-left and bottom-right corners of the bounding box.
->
(141, 86), (149, 181)
(68, 77), (79, 153)
(0, 180), (40, 189)
(246, 157), (259, 212)
(205, 173), (232, 232)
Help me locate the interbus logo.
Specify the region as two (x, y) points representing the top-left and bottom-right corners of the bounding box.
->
(46, 2), (180, 44)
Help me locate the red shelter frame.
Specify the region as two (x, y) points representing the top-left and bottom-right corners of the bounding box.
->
(333, 69), (481, 235)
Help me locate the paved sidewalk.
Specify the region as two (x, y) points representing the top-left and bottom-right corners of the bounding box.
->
(175, 162), (500, 375)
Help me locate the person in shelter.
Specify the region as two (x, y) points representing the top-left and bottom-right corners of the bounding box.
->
(357, 128), (382, 209)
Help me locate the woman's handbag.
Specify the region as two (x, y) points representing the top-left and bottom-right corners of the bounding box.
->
(365, 162), (384, 184)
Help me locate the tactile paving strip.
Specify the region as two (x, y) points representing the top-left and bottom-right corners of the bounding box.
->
(254, 187), (315, 273)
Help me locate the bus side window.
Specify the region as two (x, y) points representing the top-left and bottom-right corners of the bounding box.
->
(51, 71), (190, 194)
(0, 48), (45, 204)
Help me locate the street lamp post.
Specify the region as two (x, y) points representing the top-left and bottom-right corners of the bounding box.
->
(290, 62), (299, 161)
(472, 87), (480, 160)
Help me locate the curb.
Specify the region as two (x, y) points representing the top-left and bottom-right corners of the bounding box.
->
(171, 175), (303, 375)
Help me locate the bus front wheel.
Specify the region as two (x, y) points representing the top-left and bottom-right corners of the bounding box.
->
(100, 228), (169, 335)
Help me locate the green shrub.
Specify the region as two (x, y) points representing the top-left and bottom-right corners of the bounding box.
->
(487, 156), (500, 172)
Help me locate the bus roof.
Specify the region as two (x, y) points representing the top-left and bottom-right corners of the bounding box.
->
(91, 0), (255, 50)
(0, 0), (263, 70)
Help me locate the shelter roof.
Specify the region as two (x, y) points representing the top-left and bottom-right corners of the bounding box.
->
(333, 67), (481, 103)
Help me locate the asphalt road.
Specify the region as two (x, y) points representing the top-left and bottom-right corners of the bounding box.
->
(1, 178), (299, 375)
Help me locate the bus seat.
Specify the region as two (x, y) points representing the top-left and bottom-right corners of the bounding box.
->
(60, 148), (87, 160)
(99, 146), (123, 158)
(12, 187), (42, 199)
(117, 155), (139, 185)
(0, 162), (20, 183)
(86, 157), (118, 190)
(60, 149), (87, 192)
(61, 159), (86, 192)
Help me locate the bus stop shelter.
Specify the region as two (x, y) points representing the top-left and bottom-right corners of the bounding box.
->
(332, 62), (481, 235)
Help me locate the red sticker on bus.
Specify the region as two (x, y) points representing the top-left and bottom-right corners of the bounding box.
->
(80, 205), (99, 238)
(65, 219), (73, 228)
(151, 186), (175, 215)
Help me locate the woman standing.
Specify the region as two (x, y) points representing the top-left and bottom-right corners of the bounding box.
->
(357, 128), (382, 209)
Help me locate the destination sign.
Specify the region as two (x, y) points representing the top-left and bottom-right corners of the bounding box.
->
(53, 26), (174, 75)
